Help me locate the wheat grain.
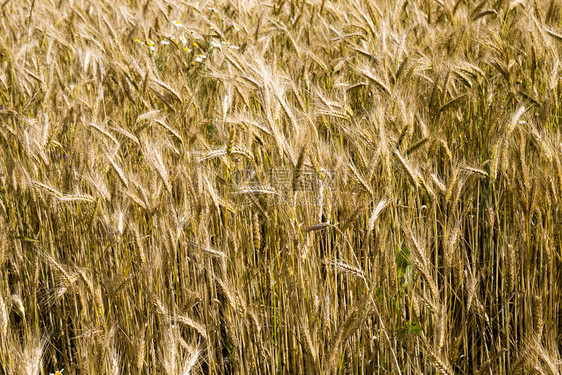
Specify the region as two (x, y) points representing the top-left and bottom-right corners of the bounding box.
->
(369, 199), (389, 231)
(0, 1), (559, 373)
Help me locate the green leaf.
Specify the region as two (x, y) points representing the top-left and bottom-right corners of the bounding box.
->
(397, 322), (422, 338)
(396, 243), (413, 287)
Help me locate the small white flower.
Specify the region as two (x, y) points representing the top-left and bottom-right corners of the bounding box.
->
(233, 23), (240, 31)
(172, 20), (183, 28)
(210, 40), (221, 48)
(222, 40), (239, 49)
(160, 40), (170, 45)
(179, 35), (187, 45)
(149, 46), (156, 51)
(50, 370), (64, 375)
(195, 54), (207, 63)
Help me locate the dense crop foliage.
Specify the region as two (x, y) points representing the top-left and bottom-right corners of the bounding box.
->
(0, 0), (561, 373)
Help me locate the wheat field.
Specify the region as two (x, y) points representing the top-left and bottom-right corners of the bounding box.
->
(0, 0), (561, 373)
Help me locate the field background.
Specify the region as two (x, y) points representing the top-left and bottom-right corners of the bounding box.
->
(0, 0), (561, 373)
